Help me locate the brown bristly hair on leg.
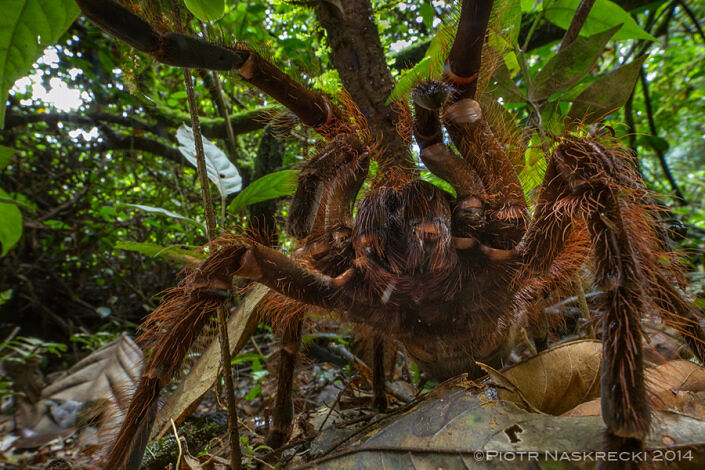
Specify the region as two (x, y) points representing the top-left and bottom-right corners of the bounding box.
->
(103, 238), (248, 469)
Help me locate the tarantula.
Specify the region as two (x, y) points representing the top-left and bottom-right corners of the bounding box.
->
(75, 0), (705, 468)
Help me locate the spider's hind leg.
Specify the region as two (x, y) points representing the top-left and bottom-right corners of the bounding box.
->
(520, 137), (705, 463)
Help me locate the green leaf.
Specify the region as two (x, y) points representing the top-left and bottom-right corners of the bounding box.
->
(419, 2), (434, 30)
(567, 56), (646, 124)
(530, 25), (620, 102)
(115, 241), (205, 265)
(245, 385), (261, 400)
(543, 0), (656, 42)
(387, 25), (454, 104)
(120, 203), (206, 233)
(521, 0), (537, 12)
(0, 0), (79, 128)
(228, 170), (299, 215)
(176, 124), (243, 199)
(492, 59), (526, 103)
(184, 0), (225, 22)
(0, 145), (14, 169)
(420, 170), (455, 197)
(0, 188), (22, 256)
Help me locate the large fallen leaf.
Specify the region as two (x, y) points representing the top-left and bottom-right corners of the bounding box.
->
(304, 380), (705, 469)
(487, 339), (602, 415)
(565, 360), (705, 420)
(13, 334), (142, 448)
(151, 285), (268, 439)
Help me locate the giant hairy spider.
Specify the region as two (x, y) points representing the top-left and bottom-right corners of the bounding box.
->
(75, 0), (705, 468)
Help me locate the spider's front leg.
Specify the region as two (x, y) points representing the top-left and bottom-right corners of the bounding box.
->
(105, 239), (349, 469)
(76, 0), (344, 134)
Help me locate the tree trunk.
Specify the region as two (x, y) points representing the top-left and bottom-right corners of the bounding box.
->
(315, 0), (411, 168)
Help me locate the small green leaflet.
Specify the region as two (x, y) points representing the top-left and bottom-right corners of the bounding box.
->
(120, 203), (206, 233)
(184, 0), (225, 22)
(0, 188), (22, 256)
(387, 26), (454, 104)
(543, 0), (657, 42)
(0, 146), (14, 169)
(228, 170), (299, 214)
(115, 241), (205, 265)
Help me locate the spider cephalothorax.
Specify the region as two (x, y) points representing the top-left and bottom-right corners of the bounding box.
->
(72, 0), (705, 468)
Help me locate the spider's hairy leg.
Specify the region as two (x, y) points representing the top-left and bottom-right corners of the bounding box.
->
(412, 81), (485, 237)
(267, 316), (304, 449)
(441, 0), (527, 247)
(445, 0), (493, 101)
(105, 242), (248, 469)
(288, 137), (369, 242)
(76, 0), (343, 132)
(517, 138), (704, 461)
(105, 240), (347, 469)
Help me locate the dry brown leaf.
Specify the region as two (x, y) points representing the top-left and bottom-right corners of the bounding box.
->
(308, 381), (705, 469)
(492, 339), (602, 415)
(13, 334), (142, 449)
(151, 285), (268, 439)
(646, 360), (705, 395)
(562, 360), (705, 419)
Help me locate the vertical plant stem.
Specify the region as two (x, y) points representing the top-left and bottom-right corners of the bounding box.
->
(638, 68), (687, 205)
(676, 0), (705, 44)
(559, 0), (596, 51)
(184, 69), (217, 237)
(183, 67), (242, 470)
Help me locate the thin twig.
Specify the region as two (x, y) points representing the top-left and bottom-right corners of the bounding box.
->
(676, 0), (705, 44)
(638, 67), (687, 205)
(559, 0), (597, 51)
(170, 419), (183, 470)
(183, 64), (242, 470)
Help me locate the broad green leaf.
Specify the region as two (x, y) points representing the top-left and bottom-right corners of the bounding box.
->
(228, 170), (299, 215)
(0, 0), (79, 128)
(115, 241), (205, 265)
(0, 188), (22, 256)
(530, 26), (619, 102)
(176, 124), (242, 199)
(120, 203), (206, 233)
(567, 56), (646, 124)
(419, 2), (434, 30)
(184, 0), (225, 22)
(491, 0), (522, 50)
(492, 58), (526, 103)
(0, 146), (14, 169)
(387, 26), (454, 104)
(521, 0), (537, 11)
(543, 0), (656, 42)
